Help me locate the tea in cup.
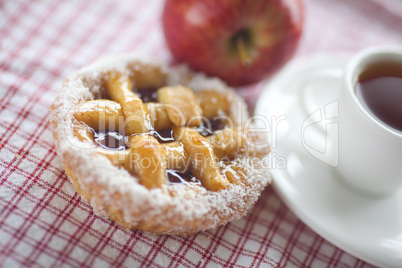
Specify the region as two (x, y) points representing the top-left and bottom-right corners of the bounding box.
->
(336, 46), (402, 195)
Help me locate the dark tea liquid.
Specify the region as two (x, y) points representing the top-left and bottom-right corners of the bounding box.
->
(355, 61), (402, 132)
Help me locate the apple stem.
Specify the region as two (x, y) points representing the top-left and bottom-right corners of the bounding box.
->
(236, 36), (252, 67)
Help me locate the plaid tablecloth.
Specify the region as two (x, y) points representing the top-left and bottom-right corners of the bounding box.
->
(1, 0), (402, 267)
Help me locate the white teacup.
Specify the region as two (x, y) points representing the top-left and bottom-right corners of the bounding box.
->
(336, 46), (402, 195)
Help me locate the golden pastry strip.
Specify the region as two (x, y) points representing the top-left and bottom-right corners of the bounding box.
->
(126, 134), (187, 171)
(173, 127), (229, 191)
(208, 127), (270, 160)
(196, 90), (231, 119)
(157, 86), (202, 127)
(128, 135), (167, 189)
(160, 142), (188, 171)
(73, 100), (124, 132)
(123, 135), (190, 189)
(105, 71), (150, 134)
(146, 103), (172, 131)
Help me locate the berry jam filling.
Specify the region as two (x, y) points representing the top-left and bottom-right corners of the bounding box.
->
(127, 129), (175, 144)
(134, 87), (158, 102)
(93, 130), (126, 150)
(150, 129), (175, 143)
(166, 169), (201, 185)
(195, 117), (225, 136)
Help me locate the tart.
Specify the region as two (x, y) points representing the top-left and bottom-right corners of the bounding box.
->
(50, 55), (271, 235)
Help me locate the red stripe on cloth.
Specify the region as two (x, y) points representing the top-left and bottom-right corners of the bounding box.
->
(0, 0), (398, 267)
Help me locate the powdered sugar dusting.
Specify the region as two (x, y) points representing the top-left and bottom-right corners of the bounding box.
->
(50, 54), (271, 235)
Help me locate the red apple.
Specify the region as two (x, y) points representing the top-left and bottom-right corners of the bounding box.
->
(162, 0), (304, 86)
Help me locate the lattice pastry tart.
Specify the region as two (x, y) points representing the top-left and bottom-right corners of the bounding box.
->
(50, 55), (271, 235)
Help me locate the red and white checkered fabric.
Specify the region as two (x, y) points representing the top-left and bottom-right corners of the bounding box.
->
(1, 0), (401, 267)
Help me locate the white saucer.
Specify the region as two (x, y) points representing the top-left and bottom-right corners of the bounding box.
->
(255, 53), (402, 268)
